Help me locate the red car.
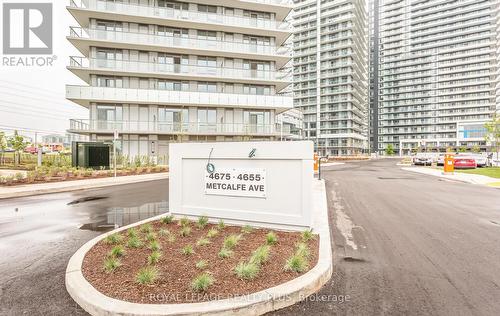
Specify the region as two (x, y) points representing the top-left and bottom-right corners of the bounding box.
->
(454, 157), (477, 169)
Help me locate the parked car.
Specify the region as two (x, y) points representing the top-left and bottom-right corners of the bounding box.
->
(437, 154), (446, 166)
(455, 154), (488, 167)
(413, 153), (433, 166)
(454, 157), (477, 169)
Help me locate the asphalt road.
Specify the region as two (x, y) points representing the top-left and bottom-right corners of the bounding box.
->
(0, 179), (169, 316)
(271, 159), (500, 316)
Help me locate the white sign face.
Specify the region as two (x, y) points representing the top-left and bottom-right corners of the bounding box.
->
(205, 168), (266, 198)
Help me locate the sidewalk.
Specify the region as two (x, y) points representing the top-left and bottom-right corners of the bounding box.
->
(402, 167), (500, 187)
(0, 172), (169, 200)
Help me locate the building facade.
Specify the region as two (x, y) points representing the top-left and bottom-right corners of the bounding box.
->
(66, 0), (293, 160)
(291, 0), (369, 156)
(368, 0), (380, 153)
(377, 0), (499, 154)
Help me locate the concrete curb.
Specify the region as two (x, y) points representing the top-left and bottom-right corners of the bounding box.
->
(65, 180), (332, 316)
(401, 167), (498, 186)
(0, 173), (169, 200)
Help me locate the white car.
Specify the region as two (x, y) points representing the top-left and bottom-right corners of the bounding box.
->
(413, 153), (433, 166)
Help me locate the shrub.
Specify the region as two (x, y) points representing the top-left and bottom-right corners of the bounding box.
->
(301, 229), (316, 242)
(140, 223), (153, 234)
(149, 240), (161, 251)
(218, 247), (233, 259)
(145, 232), (157, 242)
(181, 245), (194, 255)
(191, 273), (215, 292)
(223, 234), (241, 250)
(241, 225), (253, 234)
(217, 219), (225, 230)
(234, 261), (260, 280)
(167, 234), (176, 243)
(249, 245), (270, 265)
(266, 232), (278, 245)
(158, 228), (170, 237)
(148, 250), (162, 265)
(196, 237), (211, 247)
(103, 257), (121, 273)
(206, 228), (219, 238)
(127, 236), (143, 248)
(105, 233), (123, 245)
(196, 215), (209, 229)
(109, 245), (125, 258)
(136, 266), (159, 285)
(14, 172), (24, 181)
(295, 242), (311, 259)
(180, 225), (192, 237)
(160, 215), (174, 224)
(127, 228), (138, 238)
(195, 260), (208, 270)
(284, 253), (309, 273)
(178, 216), (190, 227)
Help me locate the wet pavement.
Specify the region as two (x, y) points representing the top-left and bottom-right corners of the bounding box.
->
(0, 179), (168, 315)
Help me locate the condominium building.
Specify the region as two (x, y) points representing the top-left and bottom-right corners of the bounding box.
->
(378, 0), (499, 154)
(66, 0), (293, 160)
(368, 0), (380, 153)
(292, 0), (369, 156)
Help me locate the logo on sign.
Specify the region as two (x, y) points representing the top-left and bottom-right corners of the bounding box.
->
(2, 3), (53, 54)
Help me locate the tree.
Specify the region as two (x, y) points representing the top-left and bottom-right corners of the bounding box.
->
(385, 144), (395, 156)
(8, 131), (28, 166)
(458, 145), (467, 153)
(472, 145), (481, 153)
(485, 113), (500, 163)
(0, 131), (7, 165)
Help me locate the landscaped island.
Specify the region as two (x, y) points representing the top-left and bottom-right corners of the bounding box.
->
(82, 216), (319, 304)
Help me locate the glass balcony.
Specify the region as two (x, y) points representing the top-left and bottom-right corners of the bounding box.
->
(69, 119), (291, 136)
(69, 0), (290, 31)
(68, 27), (291, 58)
(69, 56), (291, 82)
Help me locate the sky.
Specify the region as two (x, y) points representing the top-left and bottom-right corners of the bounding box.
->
(0, 0), (87, 140)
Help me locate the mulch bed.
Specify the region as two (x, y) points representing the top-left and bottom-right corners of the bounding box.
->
(82, 219), (319, 304)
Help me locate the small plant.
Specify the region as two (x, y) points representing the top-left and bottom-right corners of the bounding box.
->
(158, 228), (170, 237)
(181, 244), (194, 255)
(223, 234), (241, 250)
(241, 225), (253, 234)
(140, 223), (153, 234)
(266, 231), (278, 245)
(234, 261), (260, 280)
(149, 240), (161, 251)
(301, 229), (316, 242)
(284, 253), (309, 273)
(136, 266), (159, 285)
(295, 242), (310, 259)
(217, 219), (225, 230)
(127, 236), (143, 248)
(160, 215), (174, 224)
(127, 228), (138, 238)
(109, 245), (125, 258)
(145, 232), (157, 242)
(249, 245), (270, 265)
(206, 228), (219, 238)
(178, 216), (190, 227)
(196, 215), (209, 229)
(148, 250), (162, 265)
(105, 233), (123, 245)
(180, 225), (192, 237)
(167, 234), (176, 243)
(191, 273), (215, 292)
(103, 257), (121, 273)
(195, 260), (208, 269)
(218, 247), (233, 259)
(196, 237), (211, 247)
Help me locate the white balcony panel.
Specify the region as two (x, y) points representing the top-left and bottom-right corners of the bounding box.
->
(66, 85), (293, 112)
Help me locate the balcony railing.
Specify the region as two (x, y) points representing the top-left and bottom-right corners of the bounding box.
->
(69, 119), (291, 135)
(69, 0), (290, 31)
(69, 56), (291, 82)
(69, 27), (291, 57)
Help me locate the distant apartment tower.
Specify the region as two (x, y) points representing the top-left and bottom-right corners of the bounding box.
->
(292, 0), (369, 156)
(66, 0), (293, 160)
(368, 0), (380, 153)
(378, 0), (499, 154)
